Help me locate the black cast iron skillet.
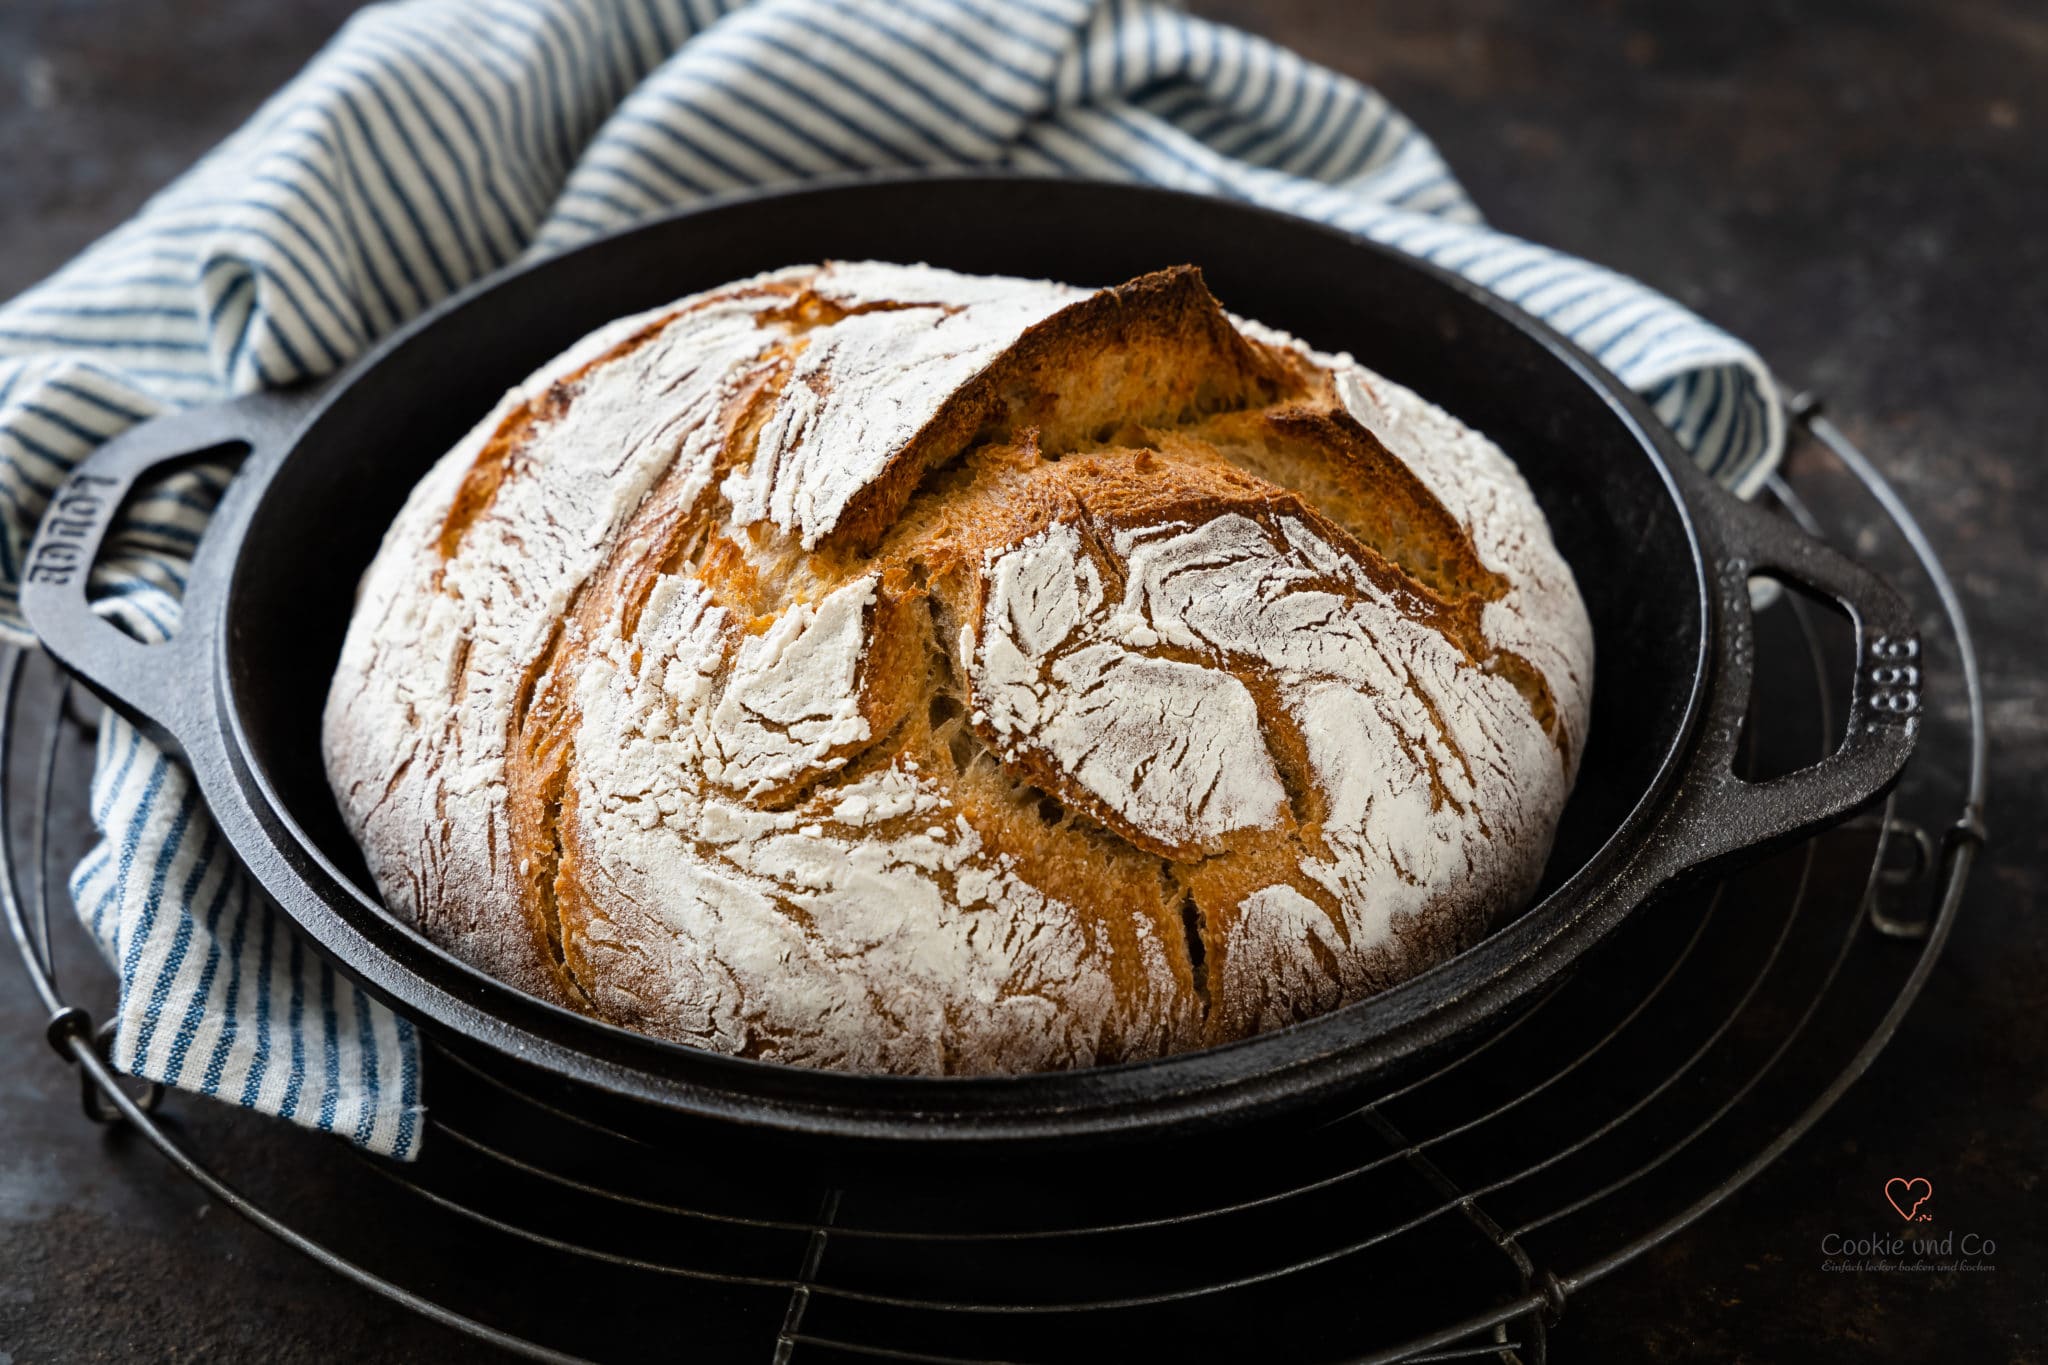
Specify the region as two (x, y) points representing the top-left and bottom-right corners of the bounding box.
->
(22, 176), (1920, 1148)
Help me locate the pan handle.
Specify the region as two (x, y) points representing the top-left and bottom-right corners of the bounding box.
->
(1648, 482), (1921, 878)
(19, 389), (314, 759)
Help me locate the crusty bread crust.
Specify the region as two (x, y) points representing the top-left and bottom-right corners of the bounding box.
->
(323, 262), (1593, 1073)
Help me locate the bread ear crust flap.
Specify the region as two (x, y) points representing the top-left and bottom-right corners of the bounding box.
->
(821, 266), (1315, 556)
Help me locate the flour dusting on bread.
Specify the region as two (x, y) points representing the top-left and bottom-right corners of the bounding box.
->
(972, 519), (1292, 853)
(324, 261), (1593, 1073)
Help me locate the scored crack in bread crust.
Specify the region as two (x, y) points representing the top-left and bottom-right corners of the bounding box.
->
(322, 261), (1594, 1074)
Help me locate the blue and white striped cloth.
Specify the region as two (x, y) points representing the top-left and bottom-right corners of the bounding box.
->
(0, 0), (1781, 1158)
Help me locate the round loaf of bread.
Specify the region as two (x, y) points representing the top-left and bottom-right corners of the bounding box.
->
(323, 262), (1593, 1074)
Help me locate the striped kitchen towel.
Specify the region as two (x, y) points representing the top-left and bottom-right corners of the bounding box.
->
(0, 0), (1782, 1158)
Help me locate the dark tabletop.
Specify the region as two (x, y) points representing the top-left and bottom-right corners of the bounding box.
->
(2, 1), (2042, 1361)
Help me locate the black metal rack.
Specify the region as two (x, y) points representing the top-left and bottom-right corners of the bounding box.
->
(2, 400), (1986, 1364)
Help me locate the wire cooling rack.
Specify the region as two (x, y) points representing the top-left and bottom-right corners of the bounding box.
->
(2, 400), (1986, 1364)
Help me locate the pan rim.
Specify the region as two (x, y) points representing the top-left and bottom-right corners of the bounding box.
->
(205, 172), (1713, 1140)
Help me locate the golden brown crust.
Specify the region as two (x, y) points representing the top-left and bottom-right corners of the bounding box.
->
(821, 265), (1311, 558)
(323, 261), (1593, 1074)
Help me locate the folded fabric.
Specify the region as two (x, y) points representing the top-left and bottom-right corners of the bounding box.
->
(0, 0), (1782, 1158)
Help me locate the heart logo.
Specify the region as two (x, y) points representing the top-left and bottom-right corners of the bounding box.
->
(1885, 1177), (1933, 1221)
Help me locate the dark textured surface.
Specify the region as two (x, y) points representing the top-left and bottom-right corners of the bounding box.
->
(1, 1), (2041, 1362)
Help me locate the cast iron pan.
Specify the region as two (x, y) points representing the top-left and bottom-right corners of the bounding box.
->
(21, 176), (1921, 1148)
